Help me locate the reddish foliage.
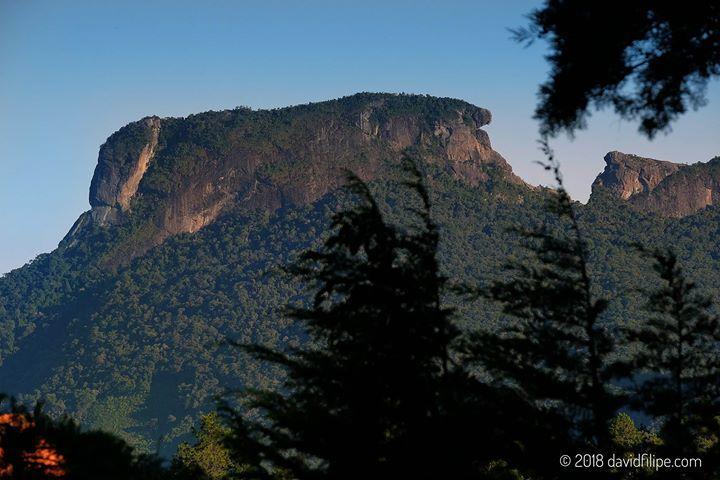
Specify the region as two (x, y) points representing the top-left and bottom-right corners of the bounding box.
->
(0, 413), (66, 478)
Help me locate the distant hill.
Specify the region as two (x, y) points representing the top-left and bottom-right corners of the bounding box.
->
(591, 150), (720, 217)
(1, 93), (719, 455)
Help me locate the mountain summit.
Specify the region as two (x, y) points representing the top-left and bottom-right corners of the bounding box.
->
(2, 93), (719, 455)
(67, 93), (525, 261)
(68, 92), (720, 260)
(591, 151), (720, 217)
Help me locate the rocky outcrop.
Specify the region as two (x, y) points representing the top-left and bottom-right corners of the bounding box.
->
(117, 119), (160, 210)
(591, 151), (720, 218)
(88, 117), (161, 225)
(592, 151), (683, 200)
(67, 93), (528, 260)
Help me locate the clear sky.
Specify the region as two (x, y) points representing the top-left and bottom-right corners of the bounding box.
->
(1, 0), (718, 275)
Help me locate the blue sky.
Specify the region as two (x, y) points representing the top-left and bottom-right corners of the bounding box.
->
(1, 0), (719, 274)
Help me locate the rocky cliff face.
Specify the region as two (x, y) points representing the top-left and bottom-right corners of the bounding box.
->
(591, 151), (720, 217)
(67, 93), (527, 260)
(88, 117), (161, 226)
(67, 95), (720, 260)
(592, 151), (683, 200)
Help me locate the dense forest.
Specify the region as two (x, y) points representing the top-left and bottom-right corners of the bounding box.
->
(1, 94), (719, 479)
(2, 157), (720, 454)
(3, 0), (719, 476)
(4, 159), (720, 478)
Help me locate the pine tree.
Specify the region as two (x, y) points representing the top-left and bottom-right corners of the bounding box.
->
(173, 413), (236, 479)
(626, 248), (720, 455)
(223, 160), (480, 479)
(463, 141), (619, 455)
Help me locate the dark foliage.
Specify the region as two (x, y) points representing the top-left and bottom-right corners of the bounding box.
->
(624, 248), (720, 455)
(223, 161), (494, 479)
(517, 1), (720, 138)
(0, 395), (181, 480)
(462, 142), (620, 476)
(4, 156), (720, 478)
(2, 94), (720, 456)
(4, 159), (720, 454)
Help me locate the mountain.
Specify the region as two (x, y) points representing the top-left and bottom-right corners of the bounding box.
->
(1, 93), (719, 455)
(67, 93), (525, 263)
(591, 150), (720, 217)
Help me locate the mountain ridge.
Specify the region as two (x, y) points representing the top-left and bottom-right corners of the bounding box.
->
(2, 92), (720, 454)
(65, 93), (529, 263)
(68, 93), (720, 260)
(590, 150), (720, 217)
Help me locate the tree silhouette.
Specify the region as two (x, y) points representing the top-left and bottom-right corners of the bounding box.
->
(624, 248), (720, 457)
(463, 141), (619, 462)
(516, 1), (720, 138)
(222, 160), (494, 479)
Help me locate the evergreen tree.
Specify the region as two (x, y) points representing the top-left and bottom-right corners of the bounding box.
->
(463, 141), (619, 457)
(223, 160), (483, 479)
(173, 412), (237, 479)
(608, 412), (660, 453)
(516, 1), (720, 138)
(625, 249), (720, 455)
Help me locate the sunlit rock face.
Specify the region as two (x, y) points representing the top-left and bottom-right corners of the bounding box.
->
(66, 93), (527, 261)
(591, 151), (720, 218)
(592, 151), (683, 200)
(88, 117), (161, 226)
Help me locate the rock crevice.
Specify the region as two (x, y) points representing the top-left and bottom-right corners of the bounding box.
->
(88, 116), (162, 226)
(117, 118), (160, 210)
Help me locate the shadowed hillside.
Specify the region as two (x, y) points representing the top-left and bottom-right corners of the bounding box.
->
(1, 93), (719, 455)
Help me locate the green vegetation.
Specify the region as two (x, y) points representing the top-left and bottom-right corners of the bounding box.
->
(174, 413), (238, 479)
(463, 146), (618, 453)
(205, 162), (720, 478)
(3, 152), (720, 478)
(2, 155), (720, 456)
(1, 95), (719, 464)
(623, 248), (720, 455)
(223, 162), (479, 478)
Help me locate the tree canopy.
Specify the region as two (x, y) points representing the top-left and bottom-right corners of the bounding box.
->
(518, 0), (720, 138)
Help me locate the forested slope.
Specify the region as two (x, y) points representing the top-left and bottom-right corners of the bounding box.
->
(1, 94), (718, 454)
